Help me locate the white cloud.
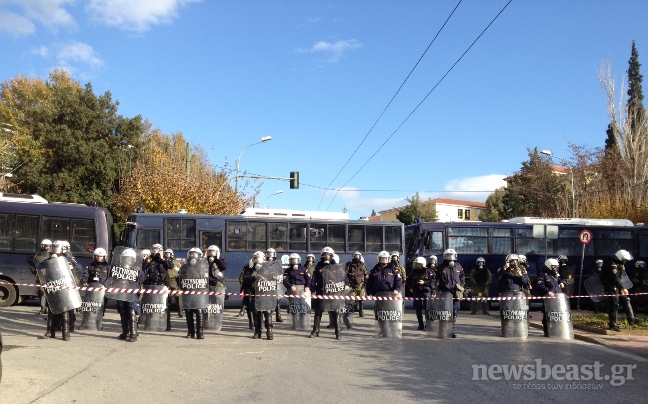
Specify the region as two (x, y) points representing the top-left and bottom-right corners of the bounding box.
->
(0, 9), (36, 35)
(29, 45), (48, 56)
(87, 0), (200, 32)
(57, 41), (103, 68)
(441, 174), (507, 202)
(296, 39), (362, 62)
(21, 0), (76, 30)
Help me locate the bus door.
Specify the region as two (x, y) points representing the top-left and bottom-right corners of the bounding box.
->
(423, 230), (444, 258)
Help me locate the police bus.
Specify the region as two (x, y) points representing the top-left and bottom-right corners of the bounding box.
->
(0, 193), (113, 306)
(119, 208), (404, 297)
(405, 217), (646, 303)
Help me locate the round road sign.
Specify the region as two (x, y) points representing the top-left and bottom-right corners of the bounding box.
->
(579, 229), (593, 245)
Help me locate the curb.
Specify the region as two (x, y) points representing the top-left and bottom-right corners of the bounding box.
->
(530, 321), (648, 359)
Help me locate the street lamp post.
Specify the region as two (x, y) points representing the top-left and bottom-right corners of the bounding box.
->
(263, 190), (283, 208)
(235, 136), (272, 193)
(540, 149), (575, 218)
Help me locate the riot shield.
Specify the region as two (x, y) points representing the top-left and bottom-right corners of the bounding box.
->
(253, 261), (281, 312)
(34, 251), (50, 264)
(544, 293), (574, 340)
(206, 285), (226, 331)
(105, 247), (144, 302)
(374, 291), (402, 339)
(79, 283), (105, 331)
(426, 292), (453, 339)
(37, 256), (82, 315)
(340, 289), (354, 329)
(559, 265), (576, 295)
(322, 264), (346, 312)
(276, 271), (287, 297)
(500, 292), (528, 338)
(141, 285), (168, 331)
(619, 272), (633, 290)
(180, 258), (209, 310)
(584, 276), (605, 303)
(288, 285), (311, 330)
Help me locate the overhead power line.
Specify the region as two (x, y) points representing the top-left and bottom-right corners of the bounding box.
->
(303, 183), (496, 193)
(316, 0), (464, 210)
(325, 0), (513, 211)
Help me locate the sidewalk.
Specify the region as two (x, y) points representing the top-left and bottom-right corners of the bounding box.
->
(530, 310), (648, 359)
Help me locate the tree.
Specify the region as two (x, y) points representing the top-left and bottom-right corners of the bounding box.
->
(478, 187), (506, 222)
(627, 40), (645, 134)
(112, 126), (253, 221)
(395, 192), (439, 225)
(370, 209), (377, 217)
(1, 70), (143, 207)
(500, 149), (569, 218)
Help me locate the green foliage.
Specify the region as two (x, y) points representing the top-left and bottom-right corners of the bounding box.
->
(6, 70), (143, 207)
(396, 192), (438, 225)
(478, 187), (506, 222)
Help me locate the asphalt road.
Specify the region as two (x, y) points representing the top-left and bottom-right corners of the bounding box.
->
(1, 300), (646, 403)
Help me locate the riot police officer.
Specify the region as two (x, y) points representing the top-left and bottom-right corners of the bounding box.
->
(366, 251), (403, 335)
(239, 254), (258, 329)
(164, 249), (182, 321)
(81, 248), (110, 315)
(518, 254), (532, 299)
(242, 251), (275, 340)
(499, 254), (529, 293)
(113, 248), (146, 342)
(591, 259), (606, 314)
(428, 255), (438, 272)
(28, 239), (52, 315)
(38, 241), (70, 340)
(305, 254), (316, 276)
(178, 248), (208, 339)
(469, 257), (491, 315)
(407, 257), (435, 330)
(631, 260), (647, 317)
(59, 241), (82, 332)
(435, 249), (465, 338)
(207, 245), (227, 288)
(390, 251), (406, 291)
(602, 249), (639, 331)
(535, 258), (565, 337)
(346, 251), (368, 317)
(265, 248), (284, 323)
(283, 253), (311, 295)
(310, 247), (349, 339)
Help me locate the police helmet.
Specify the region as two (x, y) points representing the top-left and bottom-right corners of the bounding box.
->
(164, 249), (174, 259)
(429, 255), (438, 262)
(320, 246), (334, 255)
(544, 258), (559, 271)
(51, 240), (64, 255)
(507, 254), (519, 263)
(289, 253), (301, 265)
(265, 248), (276, 260)
(443, 249), (457, 261)
(353, 251), (362, 259)
(557, 254), (568, 262)
(331, 253), (339, 264)
(615, 250), (633, 262)
(120, 248), (137, 266)
(414, 256), (427, 267)
(206, 245), (220, 257)
(636, 260), (646, 268)
(518, 254), (527, 264)
(595, 259), (603, 265)
(93, 247), (107, 258)
(306, 253), (315, 262)
(378, 251), (390, 264)
(390, 251), (400, 258)
(61, 241), (70, 253)
(41, 239), (52, 249)
(142, 249), (151, 259)
(187, 247), (203, 259)
(252, 251), (265, 265)
(476, 257), (486, 264)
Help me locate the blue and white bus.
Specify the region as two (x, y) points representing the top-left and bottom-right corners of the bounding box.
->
(405, 217), (647, 303)
(119, 208), (405, 296)
(0, 193), (113, 306)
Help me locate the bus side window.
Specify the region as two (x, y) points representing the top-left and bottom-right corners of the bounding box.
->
(201, 231), (223, 252)
(289, 223), (307, 252)
(137, 229), (161, 250)
(227, 221), (247, 251)
(0, 213), (15, 252)
(385, 226), (402, 253)
(14, 214), (38, 252)
(425, 231), (443, 255)
(269, 223), (288, 251)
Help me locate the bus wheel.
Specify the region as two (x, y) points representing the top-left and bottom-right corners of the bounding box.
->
(0, 283), (17, 307)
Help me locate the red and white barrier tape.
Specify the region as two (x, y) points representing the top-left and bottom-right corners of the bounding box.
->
(1, 280), (647, 301)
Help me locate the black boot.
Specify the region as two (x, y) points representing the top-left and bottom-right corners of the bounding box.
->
(128, 309), (138, 342)
(178, 297), (184, 318)
(343, 312), (352, 329)
(40, 310), (54, 339)
(334, 312), (341, 340)
(622, 298), (640, 326)
(196, 311), (204, 339)
(265, 312), (273, 340)
(609, 309), (621, 332)
(416, 307), (425, 330)
(237, 301), (246, 317)
(275, 303), (283, 322)
(542, 313), (550, 336)
(185, 310), (195, 338)
(61, 311), (70, 341)
(310, 313), (321, 338)
(327, 311), (334, 328)
(247, 309), (254, 330)
(253, 311), (262, 339)
(452, 310), (457, 338)
(482, 301), (490, 315)
(358, 301), (364, 317)
(166, 308), (172, 331)
(118, 311), (129, 340)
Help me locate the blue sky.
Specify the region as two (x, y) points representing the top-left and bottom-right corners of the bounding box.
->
(1, 1), (647, 219)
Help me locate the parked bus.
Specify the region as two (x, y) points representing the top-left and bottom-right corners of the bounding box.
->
(0, 194), (113, 306)
(119, 209), (404, 296)
(405, 217), (647, 305)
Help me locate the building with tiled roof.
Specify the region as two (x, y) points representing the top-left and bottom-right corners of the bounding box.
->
(378, 198), (486, 222)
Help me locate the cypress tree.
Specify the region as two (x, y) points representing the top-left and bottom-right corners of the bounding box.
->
(627, 40), (645, 133)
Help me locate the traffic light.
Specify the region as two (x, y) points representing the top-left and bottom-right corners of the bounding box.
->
(290, 171), (299, 189)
